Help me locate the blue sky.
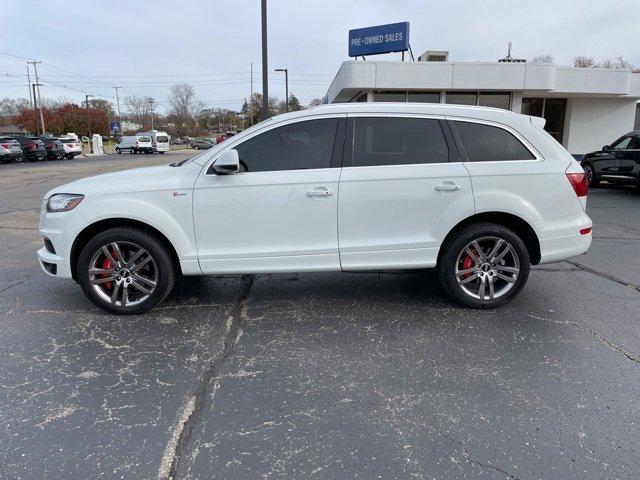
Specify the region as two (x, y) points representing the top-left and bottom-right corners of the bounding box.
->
(2, 0), (639, 113)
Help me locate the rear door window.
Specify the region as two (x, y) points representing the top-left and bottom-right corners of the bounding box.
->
(454, 121), (535, 162)
(351, 117), (449, 167)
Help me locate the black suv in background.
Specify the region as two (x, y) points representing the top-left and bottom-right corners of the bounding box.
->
(39, 137), (65, 160)
(13, 136), (47, 162)
(581, 132), (640, 187)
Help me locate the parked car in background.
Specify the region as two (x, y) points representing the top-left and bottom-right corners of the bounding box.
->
(13, 136), (46, 162)
(190, 138), (213, 150)
(0, 137), (24, 163)
(115, 135), (153, 154)
(581, 131), (640, 187)
(58, 138), (83, 159)
(139, 130), (170, 154)
(37, 103), (592, 314)
(40, 137), (65, 160)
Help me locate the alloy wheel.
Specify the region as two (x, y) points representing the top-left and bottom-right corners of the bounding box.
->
(455, 236), (520, 301)
(584, 164), (593, 186)
(88, 241), (158, 307)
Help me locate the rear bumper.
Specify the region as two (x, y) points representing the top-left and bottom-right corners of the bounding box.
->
(539, 232), (591, 264)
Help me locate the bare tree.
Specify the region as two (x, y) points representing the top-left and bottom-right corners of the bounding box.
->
(124, 95), (155, 126)
(574, 56), (597, 68)
(307, 98), (323, 108)
(531, 54), (554, 64)
(168, 84), (200, 133)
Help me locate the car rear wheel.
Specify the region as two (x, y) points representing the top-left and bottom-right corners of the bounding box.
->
(582, 163), (599, 187)
(437, 223), (530, 309)
(193, 145), (199, 150)
(115, 147), (121, 154)
(77, 228), (176, 314)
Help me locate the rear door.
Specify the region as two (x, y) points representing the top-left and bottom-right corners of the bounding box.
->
(338, 114), (474, 270)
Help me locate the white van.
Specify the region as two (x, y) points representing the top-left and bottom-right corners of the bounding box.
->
(115, 135), (153, 154)
(139, 130), (170, 154)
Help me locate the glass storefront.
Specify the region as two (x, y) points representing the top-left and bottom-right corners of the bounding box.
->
(522, 98), (567, 144)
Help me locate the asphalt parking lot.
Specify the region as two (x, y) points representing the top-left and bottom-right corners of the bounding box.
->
(1, 152), (639, 479)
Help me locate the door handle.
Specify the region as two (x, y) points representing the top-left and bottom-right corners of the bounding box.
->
(434, 183), (462, 192)
(307, 188), (333, 197)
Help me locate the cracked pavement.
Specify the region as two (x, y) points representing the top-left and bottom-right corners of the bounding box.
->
(1, 153), (639, 479)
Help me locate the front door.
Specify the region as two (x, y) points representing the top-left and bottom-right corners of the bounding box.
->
(193, 116), (344, 273)
(338, 115), (474, 270)
(615, 134), (640, 180)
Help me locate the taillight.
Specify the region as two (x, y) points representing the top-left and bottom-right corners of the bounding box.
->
(28, 144), (37, 150)
(1, 143), (9, 149)
(580, 227), (592, 235)
(566, 173), (588, 197)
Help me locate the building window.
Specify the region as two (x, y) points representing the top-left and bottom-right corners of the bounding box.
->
(478, 93), (511, 109)
(373, 91), (407, 102)
(522, 98), (567, 144)
(445, 92), (477, 106)
(407, 92), (441, 103)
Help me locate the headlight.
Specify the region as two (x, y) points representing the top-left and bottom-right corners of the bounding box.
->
(46, 194), (84, 213)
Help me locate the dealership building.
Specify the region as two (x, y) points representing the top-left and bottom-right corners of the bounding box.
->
(325, 58), (640, 155)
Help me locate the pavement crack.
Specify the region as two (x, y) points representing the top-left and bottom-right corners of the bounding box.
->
(566, 260), (640, 293)
(157, 275), (254, 480)
(526, 314), (640, 364)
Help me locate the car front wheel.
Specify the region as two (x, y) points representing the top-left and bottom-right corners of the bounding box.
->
(77, 228), (175, 314)
(437, 223), (530, 308)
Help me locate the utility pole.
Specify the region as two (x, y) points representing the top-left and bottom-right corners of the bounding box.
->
(85, 94), (93, 153)
(28, 61), (45, 134)
(26, 64), (33, 108)
(31, 83), (42, 135)
(260, 0), (269, 120)
(275, 68), (288, 112)
(250, 62), (253, 126)
(149, 98), (155, 130)
(113, 86), (122, 137)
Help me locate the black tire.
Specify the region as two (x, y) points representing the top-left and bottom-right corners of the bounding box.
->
(159, 151), (165, 154)
(116, 147), (121, 154)
(437, 223), (530, 309)
(15, 155), (24, 163)
(131, 148), (137, 154)
(77, 227), (176, 314)
(582, 162), (599, 187)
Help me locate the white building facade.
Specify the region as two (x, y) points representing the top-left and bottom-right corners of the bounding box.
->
(325, 61), (640, 155)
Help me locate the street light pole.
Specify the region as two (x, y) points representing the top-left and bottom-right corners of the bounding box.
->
(274, 68), (288, 112)
(113, 86), (122, 137)
(260, 0), (269, 120)
(28, 61), (45, 134)
(85, 94), (93, 153)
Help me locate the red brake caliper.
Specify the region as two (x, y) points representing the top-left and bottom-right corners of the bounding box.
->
(460, 250), (477, 278)
(102, 257), (113, 289)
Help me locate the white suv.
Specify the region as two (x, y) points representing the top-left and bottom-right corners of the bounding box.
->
(38, 103), (591, 314)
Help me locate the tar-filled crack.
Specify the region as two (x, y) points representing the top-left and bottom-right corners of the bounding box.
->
(158, 275), (254, 480)
(566, 260), (640, 293)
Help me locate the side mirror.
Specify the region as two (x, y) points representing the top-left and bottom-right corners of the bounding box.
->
(602, 145), (611, 152)
(212, 149), (239, 175)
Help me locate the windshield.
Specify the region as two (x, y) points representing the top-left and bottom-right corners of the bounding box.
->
(156, 135), (169, 143)
(138, 136), (151, 142)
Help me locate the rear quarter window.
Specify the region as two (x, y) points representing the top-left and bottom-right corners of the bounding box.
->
(454, 121), (535, 162)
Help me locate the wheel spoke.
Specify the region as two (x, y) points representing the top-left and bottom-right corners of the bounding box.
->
(89, 268), (113, 275)
(130, 255), (152, 273)
(456, 267), (478, 277)
(464, 247), (481, 265)
(121, 285), (128, 307)
(488, 279), (495, 299)
(487, 239), (505, 262)
(495, 265), (519, 274)
(102, 246), (117, 265)
(495, 272), (516, 283)
(132, 273), (156, 288)
(478, 276), (487, 300)
(110, 242), (125, 267)
(110, 283), (121, 304)
(493, 244), (512, 264)
(459, 272), (479, 285)
(90, 276), (116, 285)
(131, 280), (153, 295)
(471, 241), (486, 262)
(126, 249), (145, 268)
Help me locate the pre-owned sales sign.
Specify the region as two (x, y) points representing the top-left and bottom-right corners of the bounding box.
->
(348, 22), (410, 57)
